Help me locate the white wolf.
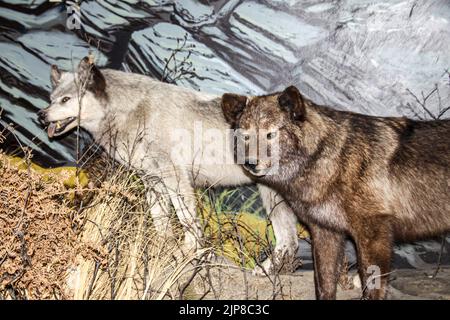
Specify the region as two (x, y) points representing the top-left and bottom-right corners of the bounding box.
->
(38, 57), (299, 274)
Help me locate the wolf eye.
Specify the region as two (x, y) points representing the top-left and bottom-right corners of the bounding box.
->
(267, 132), (277, 139)
(62, 97), (71, 103)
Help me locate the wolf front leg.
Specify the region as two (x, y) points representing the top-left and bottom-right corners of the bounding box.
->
(309, 224), (345, 300)
(162, 174), (203, 252)
(353, 215), (393, 300)
(144, 177), (176, 239)
(254, 184), (300, 276)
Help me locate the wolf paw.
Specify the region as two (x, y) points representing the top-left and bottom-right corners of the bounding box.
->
(252, 259), (274, 277)
(252, 255), (302, 276)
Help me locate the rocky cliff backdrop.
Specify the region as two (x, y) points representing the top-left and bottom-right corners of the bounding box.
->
(0, 0), (449, 269)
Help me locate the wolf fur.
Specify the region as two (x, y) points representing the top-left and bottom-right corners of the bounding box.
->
(38, 57), (299, 275)
(221, 85), (450, 299)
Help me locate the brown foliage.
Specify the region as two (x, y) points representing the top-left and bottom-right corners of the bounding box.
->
(0, 154), (96, 299)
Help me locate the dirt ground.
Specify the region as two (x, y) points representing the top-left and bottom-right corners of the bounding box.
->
(388, 268), (450, 300)
(198, 263), (450, 300)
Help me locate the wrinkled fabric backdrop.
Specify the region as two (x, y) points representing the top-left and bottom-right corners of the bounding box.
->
(0, 0), (449, 269)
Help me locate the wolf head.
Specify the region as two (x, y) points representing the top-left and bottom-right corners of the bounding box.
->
(38, 57), (107, 138)
(221, 86), (309, 179)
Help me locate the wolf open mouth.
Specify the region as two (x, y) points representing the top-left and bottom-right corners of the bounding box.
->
(47, 117), (77, 138)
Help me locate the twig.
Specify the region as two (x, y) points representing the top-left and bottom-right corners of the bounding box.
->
(429, 235), (446, 279)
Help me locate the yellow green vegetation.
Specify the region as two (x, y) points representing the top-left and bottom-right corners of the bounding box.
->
(1, 155), (89, 188)
(198, 190), (309, 269)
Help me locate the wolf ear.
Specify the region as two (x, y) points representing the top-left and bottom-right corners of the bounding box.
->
(221, 93), (247, 126)
(278, 85), (306, 122)
(50, 65), (62, 88)
(77, 56), (106, 97)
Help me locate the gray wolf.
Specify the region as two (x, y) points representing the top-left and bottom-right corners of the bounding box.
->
(37, 57), (299, 275)
(221, 85), (450, 299)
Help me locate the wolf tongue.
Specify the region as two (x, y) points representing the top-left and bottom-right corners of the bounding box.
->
(47, 123), (56, 138)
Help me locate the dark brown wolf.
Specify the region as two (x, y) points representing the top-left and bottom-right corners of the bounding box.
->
(221, 85), (450, 299)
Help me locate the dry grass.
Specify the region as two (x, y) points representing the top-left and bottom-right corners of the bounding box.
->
(0, 149), (294, 300)
(71, 165), (211, 300)
(0, 150), (209, 299)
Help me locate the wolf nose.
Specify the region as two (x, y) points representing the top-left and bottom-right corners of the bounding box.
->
(244, 160), (257, 172)
(37, 109), (48, 124)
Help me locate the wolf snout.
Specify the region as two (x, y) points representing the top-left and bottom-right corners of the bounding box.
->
(244, 159), (272, 177)
(244, 160), (257, 171)
(37, 109), (49, 125)
(244, 159), (261, 174)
